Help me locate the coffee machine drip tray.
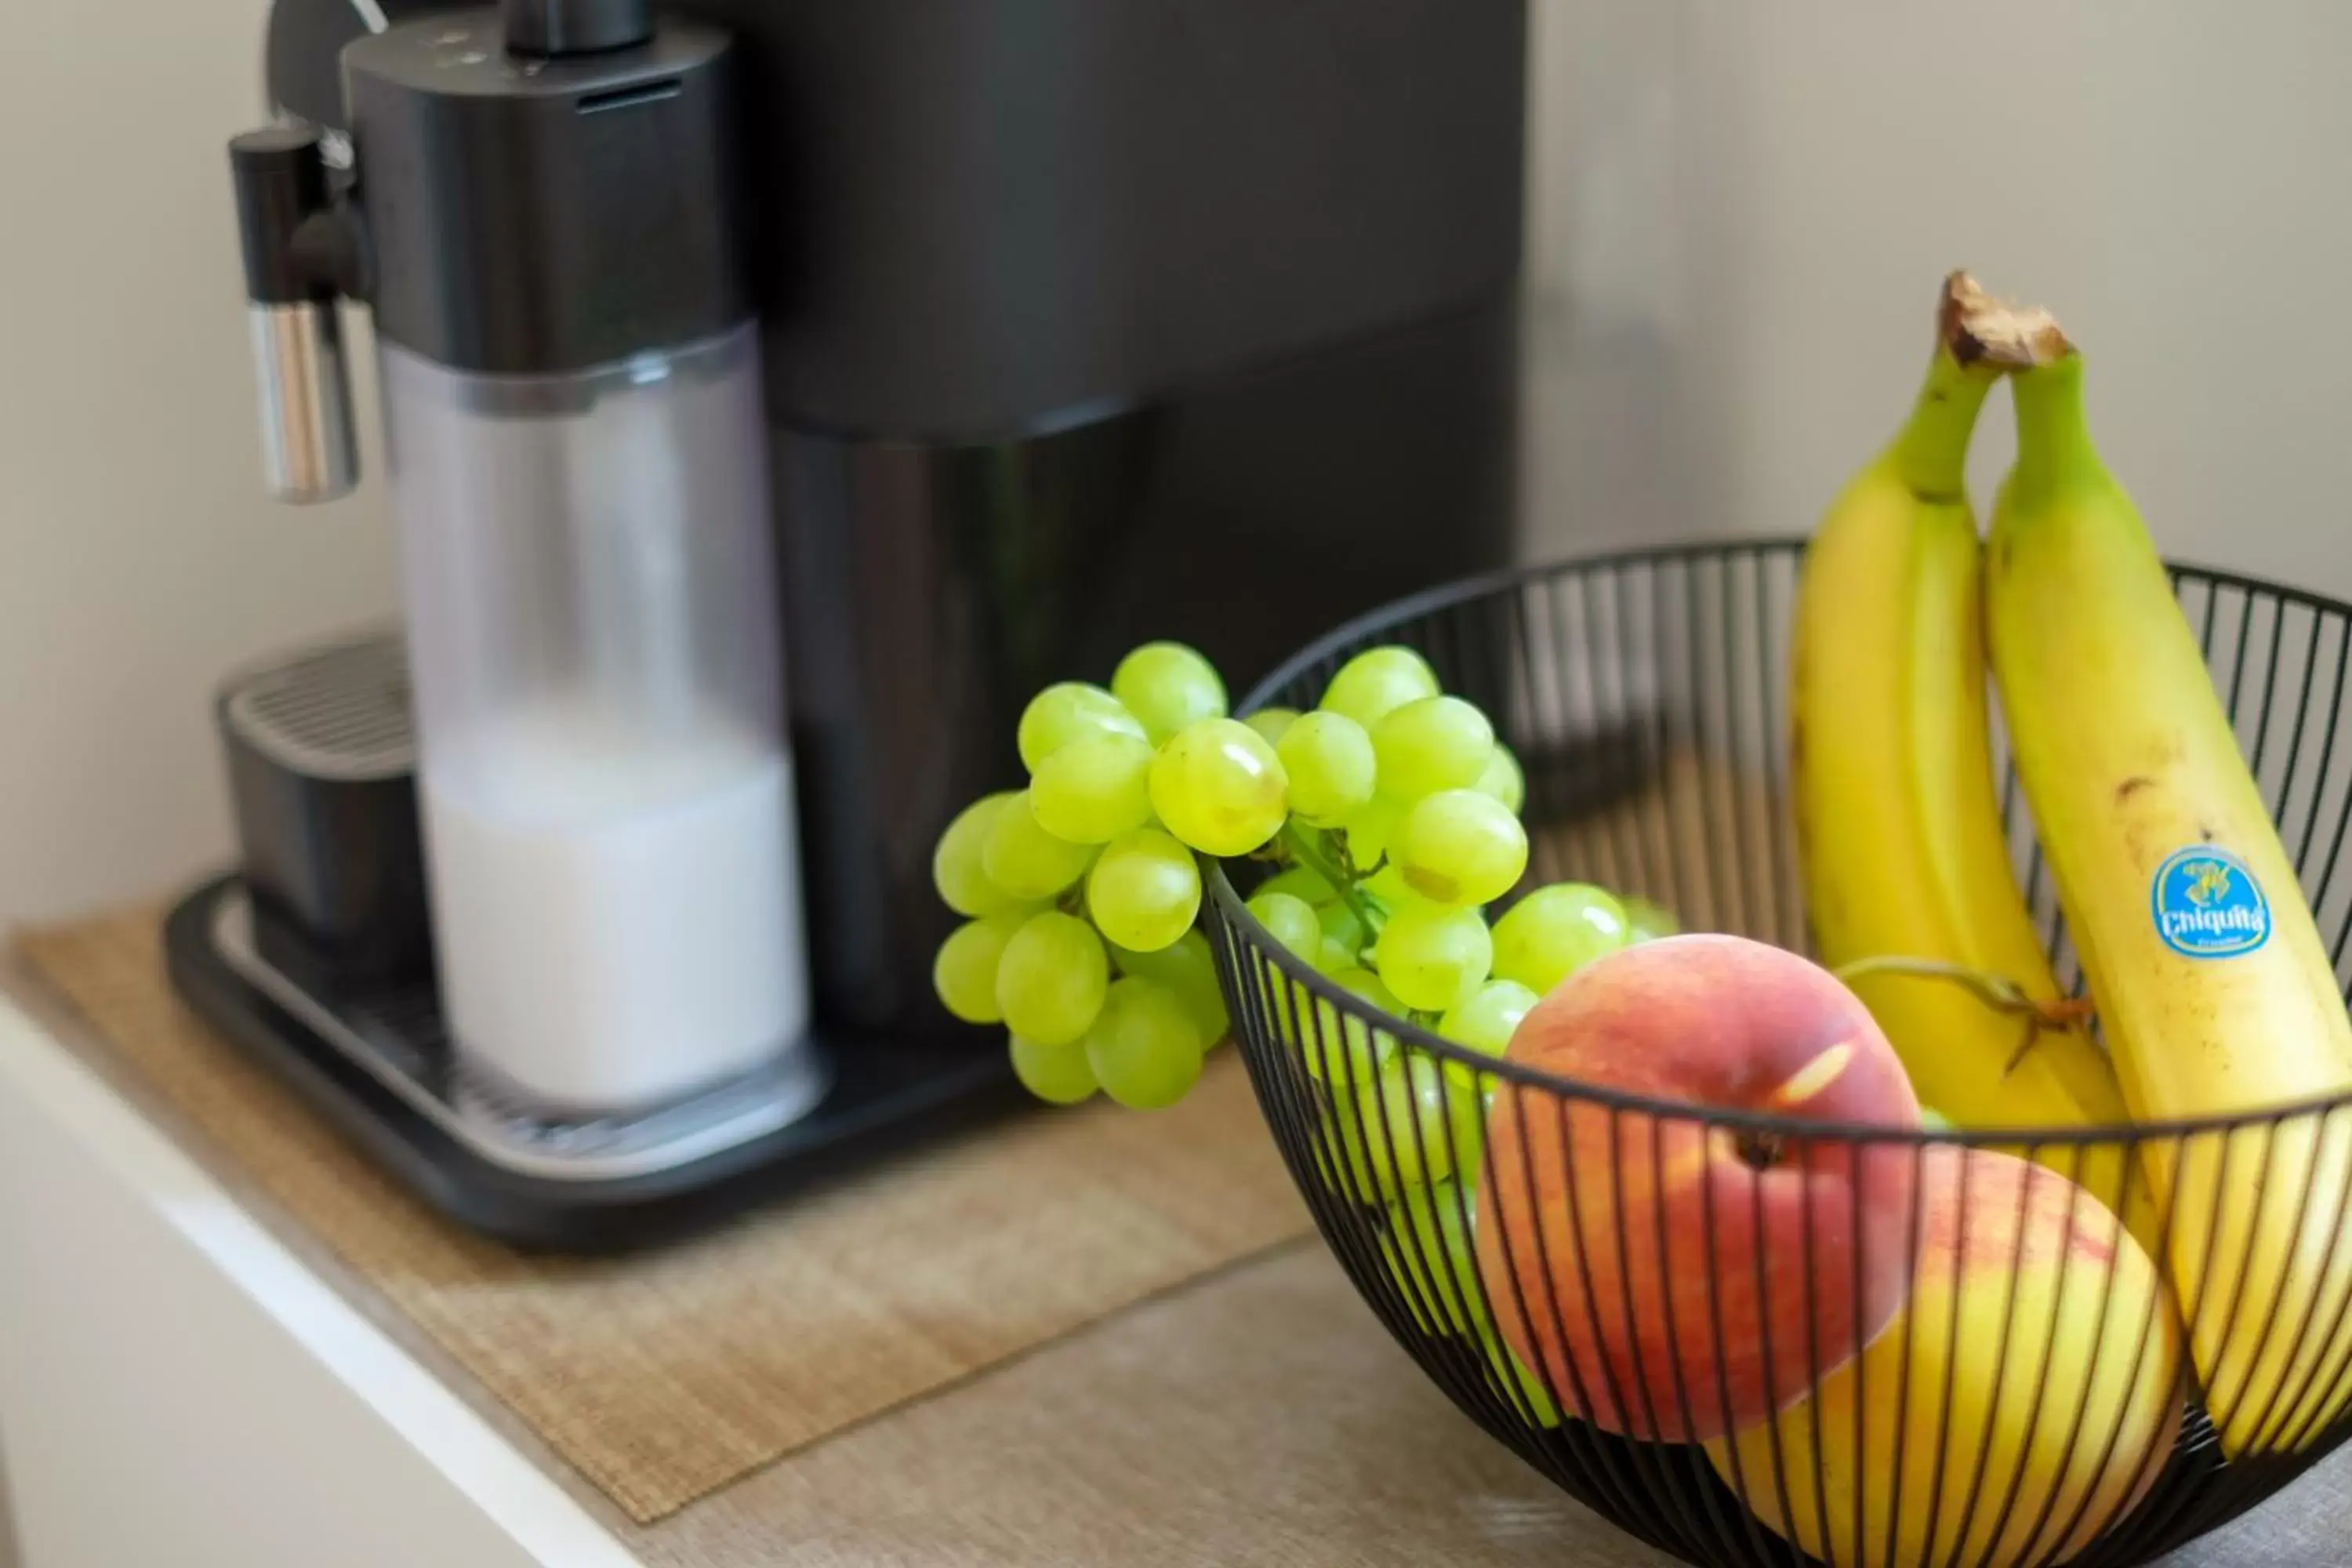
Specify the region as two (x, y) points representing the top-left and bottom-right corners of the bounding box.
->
(209, 884), (831, 1181)
(165, 877), (1030, 1251)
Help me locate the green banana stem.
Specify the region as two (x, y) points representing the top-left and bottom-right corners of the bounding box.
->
(1882, 267), (2071, 500)
(1888, 347), (1998, 503)
(2007, 350), (2111, 506)
(1934, 267), (2087, 506)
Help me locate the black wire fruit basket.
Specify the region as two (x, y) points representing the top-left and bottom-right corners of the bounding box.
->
(1203, 539), (2352, 1568)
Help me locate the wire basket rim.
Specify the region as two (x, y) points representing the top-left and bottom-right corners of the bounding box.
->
(1204, 534), (2352, 1146)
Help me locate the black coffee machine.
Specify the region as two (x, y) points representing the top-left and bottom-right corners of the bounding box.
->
(175, 0), (1526, 1247)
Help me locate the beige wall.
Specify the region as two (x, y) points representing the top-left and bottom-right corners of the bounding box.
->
(0, 0), (401, 924)
(1521, 0), (2352, 601)
(4, 1), (2350, 921)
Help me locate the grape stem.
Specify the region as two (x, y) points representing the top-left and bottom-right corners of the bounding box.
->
(1281, 822), (1385, 938)
(1831, 954), (2097, 1074)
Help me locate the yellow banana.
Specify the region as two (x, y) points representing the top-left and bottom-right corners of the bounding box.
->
(1984, 306), (2352, 1457)
(1794, 274), (2155, 1247)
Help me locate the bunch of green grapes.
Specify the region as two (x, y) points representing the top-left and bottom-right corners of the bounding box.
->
(930, 642), (1248, 1110)
(929, 639), (1679, 1118)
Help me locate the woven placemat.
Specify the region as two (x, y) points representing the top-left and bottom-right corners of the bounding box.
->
(16, 905), (1312, 1524)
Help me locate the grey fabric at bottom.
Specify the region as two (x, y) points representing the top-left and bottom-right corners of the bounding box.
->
(620, 1243), (1665, 1568)
(614, 1243), (2352, 1568)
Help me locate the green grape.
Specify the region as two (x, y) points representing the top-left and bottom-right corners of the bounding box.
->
(1010, 1032), (1098, 1105)
(1109, 927), (1206, 983)
(1343, 797), (1403, 873)
(982, 789), (1099, 899)
(1440, 1066), (1499, 1184)
(996, 910), (1109, 1046)
(1490, 882), (1629, 994)
(1334, 964), (1406, 1017)
(1318, 898), (1366, 953)
(1438, 1049), (1491, 1169)
(1112, 927), (1229, 1044)
(1257, 862), (1336, 905)
(1083, 978), (1205, 1109)
(1276, 710), (1377, 826)
(1018, 682), (1146, 771)
(1149, 718), (1288, 856)
(1394, 789), (1528, 907)
(932, 792), (1023, 916)
(1319, 646), (1440, 731)
(933, 912), (1026, 1023)
(1439, 978), (1539, 1058)
(1316, 934), (1359, 975)
(1373, 695), (1494, 802)
(1478, 1328), (1563, 1428)
(1473, 742), (1526, 816)
(1380, 1179), (1488, 1336)
(1325, 1051), (1466, 1201)
(1030, 731), (1156, 844)
(1246, 890), (1322, 964)
(1366, 862), (1413, 906)
(1085, 827), (1200, 953)
(1622, 895), (1682, 943)
(1244, 707), (1299, 747)
(1373, 897), (1494, 1011)
(1112, 641), (1227, 745)
(1273, 965), (1400, 1086)
(1920, 1105), (1955, 1133)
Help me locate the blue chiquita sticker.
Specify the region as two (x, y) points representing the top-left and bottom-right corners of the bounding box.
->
(2151, 846), (2270, 959)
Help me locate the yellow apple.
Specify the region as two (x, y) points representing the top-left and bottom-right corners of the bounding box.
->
(1705, 1146), (2183, 1568)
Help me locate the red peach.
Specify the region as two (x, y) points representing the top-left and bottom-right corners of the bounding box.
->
(1473, 933), (1921, 1443)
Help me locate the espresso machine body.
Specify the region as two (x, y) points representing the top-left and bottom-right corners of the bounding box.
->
(184, 0), (1528, 1246)
(718, 0), (1528, 1035)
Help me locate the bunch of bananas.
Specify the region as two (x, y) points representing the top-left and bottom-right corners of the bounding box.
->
(1793, 273), (2352, 1459)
